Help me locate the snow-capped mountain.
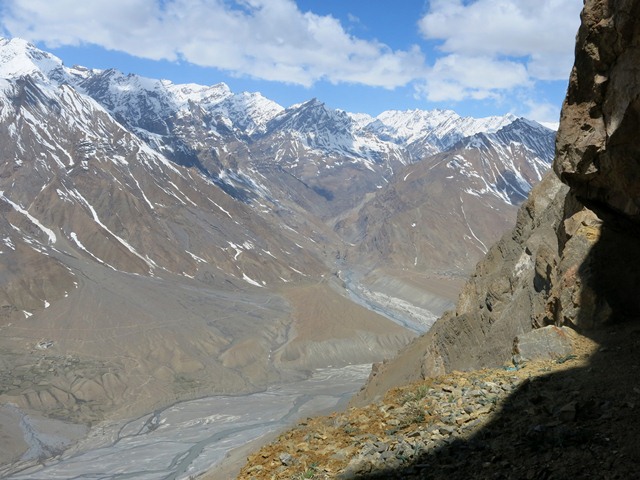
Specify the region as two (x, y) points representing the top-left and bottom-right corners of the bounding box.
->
(0, 38), (553, 185)
(336, 117), (556, 277)
(263, 99), (357, 153)
(0, 34), (558, 312)
(0, 37), (556, 436)
(78, 70), (283, 140)
(0, 37), (69, 81)
(369, 109), (519, 159)
(258, 98), (408, 165)
(448, 118), (556, 204)
(0, 32), (549, 216)
(0, 37), (555, 221)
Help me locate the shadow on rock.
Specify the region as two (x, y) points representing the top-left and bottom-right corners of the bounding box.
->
(358, 331), (640, 479)
(356, 206), (640, 479)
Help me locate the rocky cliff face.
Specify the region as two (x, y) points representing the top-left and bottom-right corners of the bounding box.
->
(355, 0), (640, 404)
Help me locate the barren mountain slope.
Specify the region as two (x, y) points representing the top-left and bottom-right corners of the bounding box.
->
(355, 0), (640, 407)
(334, 118), (554, 322)
(232, 2), (640, 478)
(0, 55), (412, 431)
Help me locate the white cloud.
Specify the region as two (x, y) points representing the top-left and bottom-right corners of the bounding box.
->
(523, 99), (562, 129)
(0, 0), (426, 88)
(417, 0), (581, 102)
(418, 54), (531, 102)
(0, 0), (582, 117)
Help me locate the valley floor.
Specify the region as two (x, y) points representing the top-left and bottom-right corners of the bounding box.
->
(1, 364), (372, 479)
(233, 320), (640, 479)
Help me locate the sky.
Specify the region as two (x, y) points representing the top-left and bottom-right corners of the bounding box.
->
(0, 0), (583, 127)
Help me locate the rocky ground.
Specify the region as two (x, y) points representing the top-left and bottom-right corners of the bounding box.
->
(235, 320), (640, 479)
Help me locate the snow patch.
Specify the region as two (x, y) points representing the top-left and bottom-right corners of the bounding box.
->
(459, 195), (488, 253)
(69, 232), (116, 269)
(2, 237), (15, 250)
(242, 273), (263, 287)
(0, 191), (56, 244)
(514, 251), (533, 277)
(186, 250), (207, 263)
(212, 202), (232, 218)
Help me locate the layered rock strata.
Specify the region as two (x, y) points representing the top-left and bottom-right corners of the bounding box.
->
(355, 0), (640, 405)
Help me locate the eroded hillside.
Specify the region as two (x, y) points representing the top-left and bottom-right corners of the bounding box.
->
(232, 1), (640, 478)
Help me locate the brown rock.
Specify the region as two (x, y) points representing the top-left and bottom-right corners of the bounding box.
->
(513, 326), (576, 362)
(354, 0), (640, 406)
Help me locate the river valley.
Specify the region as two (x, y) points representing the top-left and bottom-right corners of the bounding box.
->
(3, 364), (372, 479)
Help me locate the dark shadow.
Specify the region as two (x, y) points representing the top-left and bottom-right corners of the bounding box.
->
(311, 185), (335, 201)
(355, 197), (640, 479)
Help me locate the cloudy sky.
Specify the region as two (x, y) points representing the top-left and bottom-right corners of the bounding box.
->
(0, 0), (582, 126)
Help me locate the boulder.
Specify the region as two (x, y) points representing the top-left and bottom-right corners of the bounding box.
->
(513, 326), (576, 362)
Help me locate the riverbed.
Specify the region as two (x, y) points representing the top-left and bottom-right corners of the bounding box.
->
(4, 364), (372, 480)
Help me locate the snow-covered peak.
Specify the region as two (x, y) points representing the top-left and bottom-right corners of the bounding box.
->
(215, 90), (283, 134)
(75, 69), (177, 131)
(512, 117), (552, 133)
(91, 69), (166, 93)
(372, 109), (518, 147)
(0, 37), (65, 81)
(288, 97), (324, 111)
(269, 98), (353, 133)
(459, 113), (518, 136)
(165, 81), (232, 107)
(378, 108), (458, 125)
(373, 109), (459, 143)
(261, 98), (408, 165)
(76, 66), (282, 137)
(347, 112), (376, 129)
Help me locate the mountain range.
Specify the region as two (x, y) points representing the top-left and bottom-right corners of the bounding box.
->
(241, 3), (640, 478)
(0, 35), (555, 452)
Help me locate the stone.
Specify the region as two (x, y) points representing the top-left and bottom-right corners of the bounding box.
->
(380, 450), (396, 461)
(338, 458), (372, 479)
(330, 450), (348, 461)
(455, 414), (472, 426)
(556, 401), (578, 422)
(278, 452), (294, 466)
(439, 425), (456, 435)
(374, 441), (389, 452)
(513, 326), (576, 362)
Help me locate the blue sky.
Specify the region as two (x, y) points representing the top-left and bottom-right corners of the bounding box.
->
(0, 0), (582, 126)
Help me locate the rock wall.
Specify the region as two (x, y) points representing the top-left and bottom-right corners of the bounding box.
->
(354, 0), (640, 405)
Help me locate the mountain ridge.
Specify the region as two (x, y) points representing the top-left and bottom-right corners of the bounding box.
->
(0, 37), (551, 178)
(229, 1), (640, 478)
(0, 35), (559, 474)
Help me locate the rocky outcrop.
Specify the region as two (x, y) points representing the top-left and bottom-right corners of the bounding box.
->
(354, 0), (640, 405)
(556, 0), (640, 219)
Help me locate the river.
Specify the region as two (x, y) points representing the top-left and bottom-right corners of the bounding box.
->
(5, 364), (372, 480)
(337, 269), (439, 334)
